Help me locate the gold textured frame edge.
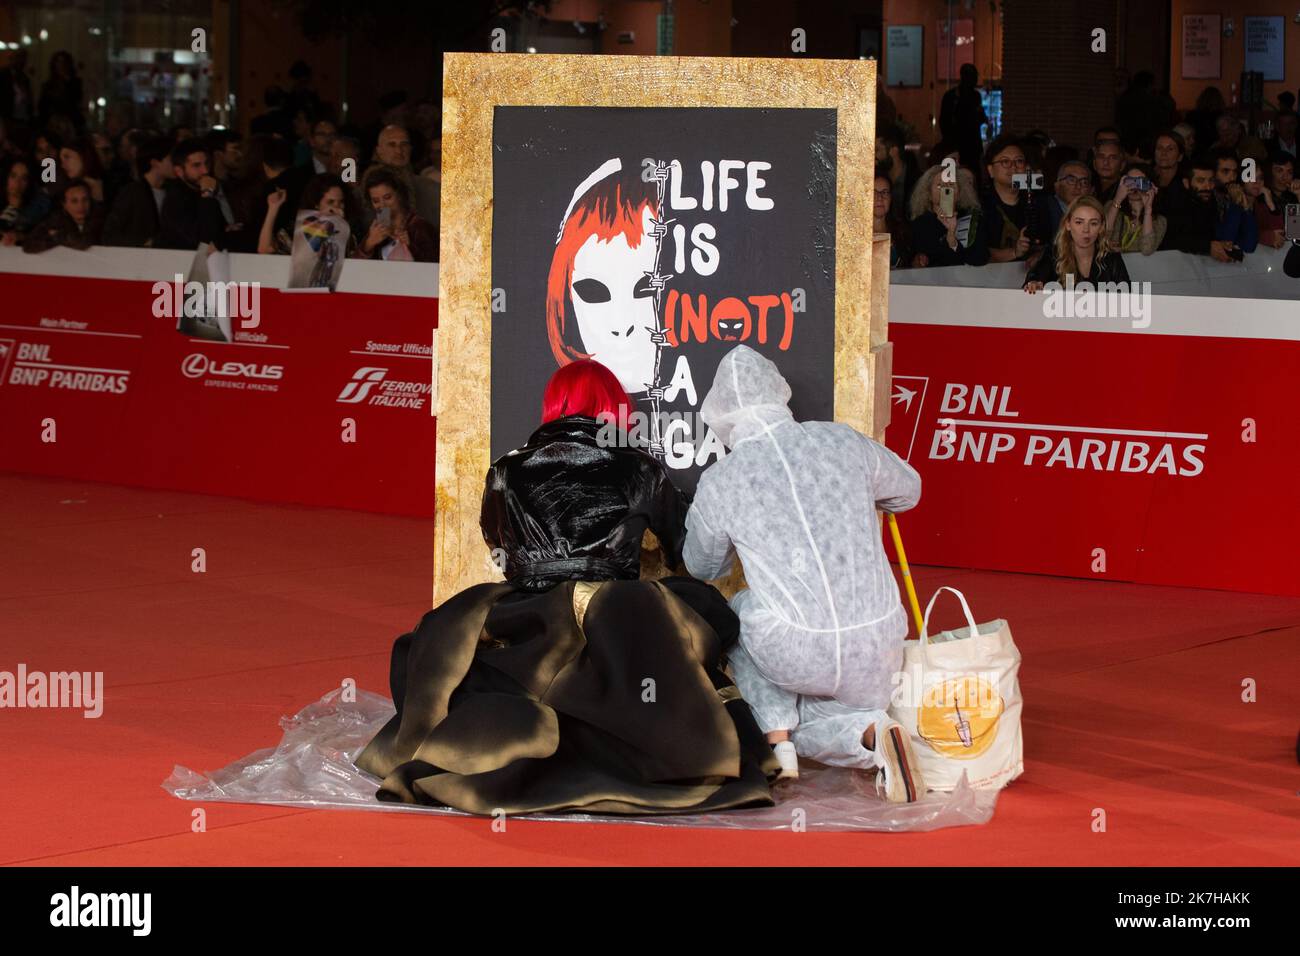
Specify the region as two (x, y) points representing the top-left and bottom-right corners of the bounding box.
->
(436, 52), (882, 602)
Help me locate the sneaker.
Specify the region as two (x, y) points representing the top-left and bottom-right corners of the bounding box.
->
(772, 740), (800, 779)
(871, 719), (926, 803)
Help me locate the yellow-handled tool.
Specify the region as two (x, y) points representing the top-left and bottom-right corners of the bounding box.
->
(884, 511), (925, 637)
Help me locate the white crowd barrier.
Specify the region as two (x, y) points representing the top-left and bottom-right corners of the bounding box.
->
(890, 245), (1300, 300)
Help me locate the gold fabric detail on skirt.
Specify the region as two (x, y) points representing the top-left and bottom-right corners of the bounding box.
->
(571, 580), (602, 637)
(355, 579), (778, 816)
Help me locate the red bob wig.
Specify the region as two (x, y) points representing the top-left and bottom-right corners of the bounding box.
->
(541, 359), (633, 424)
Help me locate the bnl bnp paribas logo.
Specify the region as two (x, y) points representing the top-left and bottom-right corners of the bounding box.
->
(891, 378), (1207, 477)
(337, 366), (431, 410)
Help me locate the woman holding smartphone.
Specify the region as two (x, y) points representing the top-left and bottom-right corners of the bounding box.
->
(360, 167), (438, 262)
(908, 164), (989, 267)
(1104, 163), (1165, 254)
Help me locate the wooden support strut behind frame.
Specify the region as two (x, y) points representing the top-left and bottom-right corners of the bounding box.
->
(434, 52), (886, 603)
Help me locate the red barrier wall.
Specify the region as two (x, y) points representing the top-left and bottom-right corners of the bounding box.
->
(885, 321), (1300, 596)
(0, 273), (437, 517)
(4, 257), (1297, 596)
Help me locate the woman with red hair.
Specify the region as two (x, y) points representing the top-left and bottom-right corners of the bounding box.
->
(356, 359), (778, 815)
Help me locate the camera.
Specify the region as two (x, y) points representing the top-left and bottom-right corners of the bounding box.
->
(1012, 171), (1044, 191)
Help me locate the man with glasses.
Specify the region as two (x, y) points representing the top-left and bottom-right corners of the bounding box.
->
(1047, 159), (1092, 237)
(981, 134), (1051, 263)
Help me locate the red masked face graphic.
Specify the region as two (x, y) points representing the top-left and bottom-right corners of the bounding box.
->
(547, 161), (663, 395)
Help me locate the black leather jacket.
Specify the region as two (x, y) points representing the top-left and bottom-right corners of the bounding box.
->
(480, 416), (688, 591)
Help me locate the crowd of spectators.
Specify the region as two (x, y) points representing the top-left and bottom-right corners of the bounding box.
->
(4, 47), (1297, 285)
(876, 69), (1299, 290)
(0, 52), (441, 263)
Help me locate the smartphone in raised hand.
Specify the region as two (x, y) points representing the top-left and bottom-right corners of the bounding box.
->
(939, 185), (955, 218)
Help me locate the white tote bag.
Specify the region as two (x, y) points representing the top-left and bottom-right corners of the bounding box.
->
(889, 587), (1024, 792)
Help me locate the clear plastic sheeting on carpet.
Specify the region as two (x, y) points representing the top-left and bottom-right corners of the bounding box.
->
(163, 688), (999, 831)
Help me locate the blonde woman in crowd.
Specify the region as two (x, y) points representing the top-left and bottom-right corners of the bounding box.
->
(1024, 195), (1130, 292)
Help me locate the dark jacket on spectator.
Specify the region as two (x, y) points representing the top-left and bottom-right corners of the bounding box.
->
(939, 84), (988, 172)
(1265, 133), (1298, 160)
(156, 179), (226, 250)
(102, 178), (162, 247)
(1154, 174), (1189, 210)
(1045, 195), (1070, 242)
(911, 208), (990, 267)
(0, 64), (34, 123)
(22, 207), (103, 252)
(265, 163), (313, 236)
(1094, 177), (1121, 204)
(1023, 248), (1130, 287)
(1149, 191), (1258, 256)
(981, 189), (1053, 256)
(38, 76), (84, 132)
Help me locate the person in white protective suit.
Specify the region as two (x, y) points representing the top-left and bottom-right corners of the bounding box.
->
(682, 345), (927, 802)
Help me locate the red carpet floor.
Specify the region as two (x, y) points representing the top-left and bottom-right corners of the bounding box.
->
(2, 472), (1297, 867)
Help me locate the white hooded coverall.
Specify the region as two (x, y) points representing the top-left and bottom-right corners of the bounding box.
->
(682, 345), (922, 770)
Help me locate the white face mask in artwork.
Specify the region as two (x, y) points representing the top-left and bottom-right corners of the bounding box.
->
(569, 203), (659, 395)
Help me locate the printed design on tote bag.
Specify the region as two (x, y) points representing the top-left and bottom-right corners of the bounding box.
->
(916, 675), (1004, 759)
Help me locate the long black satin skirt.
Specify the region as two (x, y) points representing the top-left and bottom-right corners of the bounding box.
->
(355, 576), (778, 815)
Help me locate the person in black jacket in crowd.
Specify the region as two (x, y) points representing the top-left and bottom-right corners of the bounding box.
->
(0, 154), (49, 245)
(37, 50), (84, 134)
(1152, 129), (1190, 249)
(102, 136), (172, 247)
(0, 48), (35, 128)
(1024, 196), (1129, 291)
(1163, 154), (1258, 261)
(939, 63), (988, 173)
(909, 163), (990, 267)
(22, 178), (102, 252)
(876, 122), (921, 220)
(982, 134), (1052, 263)
(256, 134), (312, 239)
(156, 139), (227, 250)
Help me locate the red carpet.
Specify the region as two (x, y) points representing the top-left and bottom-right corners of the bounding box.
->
(2, 472), (1297, 866)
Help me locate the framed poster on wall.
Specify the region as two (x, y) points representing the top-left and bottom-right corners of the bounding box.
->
(1244, 16), (1284, 82)
(1181, 14), (1221, 80)
(886, 26), (923, 87)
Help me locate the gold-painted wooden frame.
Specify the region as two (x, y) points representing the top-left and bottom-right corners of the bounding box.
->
(435, 52), (887, 602)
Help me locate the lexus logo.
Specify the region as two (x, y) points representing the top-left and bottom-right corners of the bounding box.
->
(181, 353), (284, 381)
(181, 353), (209, 379)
